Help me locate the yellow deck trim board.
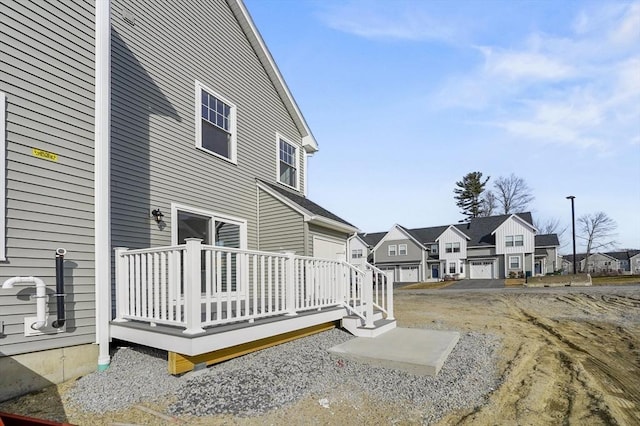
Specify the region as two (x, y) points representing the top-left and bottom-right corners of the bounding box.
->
(168, 321), (337, 374)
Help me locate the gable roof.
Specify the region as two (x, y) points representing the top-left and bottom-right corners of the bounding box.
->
(227, 0), (317, 152)
(455, 213), (534, 247)
(403, 226), (449, 245)
(535, 234), (560, 247)
(435, 225), (471, 242)
(372, 224), (427, 252)
(605, 250), (640, 261)
(257, 180), (357, 232)
(359, 232), (386, 247)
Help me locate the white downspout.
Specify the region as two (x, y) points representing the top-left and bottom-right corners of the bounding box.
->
(2, 277), (48, 329)
(95, 0), (111, 372)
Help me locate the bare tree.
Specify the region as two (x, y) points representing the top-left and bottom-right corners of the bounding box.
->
(480, 190), (497, 217)
(493, 174), (534, 214)
(534, 217), (567, 236)
(578, 212), (617, 273)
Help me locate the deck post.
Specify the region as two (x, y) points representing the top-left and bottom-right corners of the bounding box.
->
(183, 238), (205, 335)
(386, 273), (395, 320)
(113, 247), (129, 322)
(285, 252), (297, 316)
(364, 269), (375, 328)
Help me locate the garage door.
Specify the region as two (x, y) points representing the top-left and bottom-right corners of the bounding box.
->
(400, 266), (419, 282)
(381, 268), (395, 283)
(470, 261), (493, 279)
(313, 236), (346, 261)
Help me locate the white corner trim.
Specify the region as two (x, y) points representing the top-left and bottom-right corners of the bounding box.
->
(0, 92), (6, 261)
(95, 0), (111, 369)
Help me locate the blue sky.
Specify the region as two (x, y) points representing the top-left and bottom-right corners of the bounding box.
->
(245, 0), (640, 252)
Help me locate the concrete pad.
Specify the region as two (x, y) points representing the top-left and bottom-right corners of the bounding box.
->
(329, 328), (460, 376)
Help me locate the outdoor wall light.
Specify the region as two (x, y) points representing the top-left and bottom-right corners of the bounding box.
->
(151, 208), (164, 223)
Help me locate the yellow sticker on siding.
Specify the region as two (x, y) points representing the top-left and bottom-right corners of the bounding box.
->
(32, 148), (58, 162)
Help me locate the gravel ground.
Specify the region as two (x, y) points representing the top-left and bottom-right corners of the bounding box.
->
(66, 328), (500, 424)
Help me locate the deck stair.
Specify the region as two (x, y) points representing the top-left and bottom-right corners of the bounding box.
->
(341, 311), (396, 338)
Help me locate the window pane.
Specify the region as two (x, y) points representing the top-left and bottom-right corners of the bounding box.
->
(177, 211), (211, 244)
(202, 120), (230, 158)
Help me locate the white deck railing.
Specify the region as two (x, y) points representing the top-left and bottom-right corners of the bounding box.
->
(113, 239), (393, 334)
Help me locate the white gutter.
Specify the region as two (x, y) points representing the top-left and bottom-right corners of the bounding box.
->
(2, 277), (48, 329)
(95, 0), (111, 372)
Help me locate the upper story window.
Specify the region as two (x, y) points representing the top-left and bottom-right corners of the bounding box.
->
(398, 244), (407, 256)
(505, 235), (524, 247)
(445, 242), (460, 253)
(196, 81), (237, 163)
(278, 135), (298, 189)
(352, 249), (363, 259)
(430, 244), (438, 254)
(388, 245), (397, 256)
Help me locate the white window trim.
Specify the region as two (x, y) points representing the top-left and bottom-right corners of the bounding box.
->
(509, 256), (521, 269)
(170, 203), (247, 249)
(398, 244), (407, 256)
(449, 262), (456, 274)
(0, 92), (5, 260)
(388, 244), (397, 256)
(275, 133), (299, 191)
(352, 249), (363, 259)
(195, 81), (237, 164)
(514, 234), (524, 247)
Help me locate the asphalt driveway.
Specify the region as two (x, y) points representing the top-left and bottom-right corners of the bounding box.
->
(441, 279), (505, 290)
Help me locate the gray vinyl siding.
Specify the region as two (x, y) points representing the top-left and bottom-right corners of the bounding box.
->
(467, 247), (496, 257)
(110, 0), (305, 256)
(307, 224), (349, 257)
(0, 0), (95, 356)
(257, 189), (305, 255)
(375, 239), (423, 263)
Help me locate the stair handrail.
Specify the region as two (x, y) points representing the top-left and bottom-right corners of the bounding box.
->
(364, 262), (394, 320)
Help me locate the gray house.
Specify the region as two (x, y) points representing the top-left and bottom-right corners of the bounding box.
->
(1, 0), (392, 401)
(368, 213), (560, 282)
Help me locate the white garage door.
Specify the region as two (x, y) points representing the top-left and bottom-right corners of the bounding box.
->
(381, 268), (395, 283)
(313, 236), (346, 261)
(400, 266), (419, 282)
(470, 261), (493, 279)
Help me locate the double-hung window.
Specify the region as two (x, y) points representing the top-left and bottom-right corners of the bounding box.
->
(398, 244), (407, 256)
(388, 245), (397, 256)
(445, 242), (460, 253)
(449, 262), (456, 274)
(277, 135), (298, 189)
(352, 249), (363, 259)
(506, 235), (524, 247)
(509, 256), (521, 269)
(196, 81), (236, 162)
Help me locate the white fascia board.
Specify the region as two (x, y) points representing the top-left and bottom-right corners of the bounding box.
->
(308, 215), (359, 234)
(435, 225), (471, 242)
(491, 214), (537, 235)
(227, 0), (318, 152)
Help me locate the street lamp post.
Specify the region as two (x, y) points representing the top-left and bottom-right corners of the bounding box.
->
(566, 196), (576, 274)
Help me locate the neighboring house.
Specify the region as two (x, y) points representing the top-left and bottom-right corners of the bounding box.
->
(562, 250), (640, 274)
(367, 213), (560, 282)
(631, 251), (640, 274)
(1, 0), (392, 401)
(581, 253), (619, 274)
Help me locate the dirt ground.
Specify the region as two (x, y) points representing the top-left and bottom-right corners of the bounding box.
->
(1, 285), (639, 425)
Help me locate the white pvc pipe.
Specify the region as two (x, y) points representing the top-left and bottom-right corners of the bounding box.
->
(2, 276), (48, 329)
